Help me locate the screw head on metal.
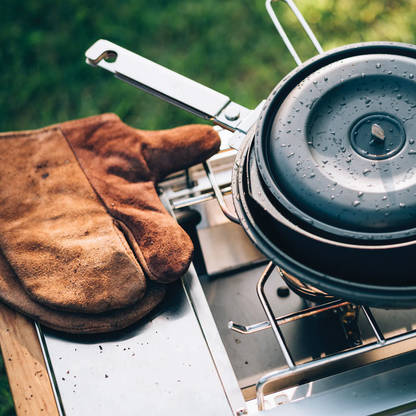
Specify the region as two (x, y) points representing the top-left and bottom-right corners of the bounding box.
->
(225, 105), (241, 121)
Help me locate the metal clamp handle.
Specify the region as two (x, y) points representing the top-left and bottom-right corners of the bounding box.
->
(266, 0), (324, 66)
(85, 39), (252, 133)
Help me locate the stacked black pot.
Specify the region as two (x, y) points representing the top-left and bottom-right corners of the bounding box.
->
(232, 42), (416, 308)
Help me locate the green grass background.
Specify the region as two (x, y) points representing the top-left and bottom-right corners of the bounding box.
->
(2, 0), (416, 413)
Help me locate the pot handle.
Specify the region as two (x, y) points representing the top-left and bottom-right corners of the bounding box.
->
(86, 39), (256, 134)
(266, 0), (324, 66)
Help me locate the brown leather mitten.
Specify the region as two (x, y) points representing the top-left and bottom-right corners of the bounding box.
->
(0, 248), (167, 334)
(0, 114), (220, 316)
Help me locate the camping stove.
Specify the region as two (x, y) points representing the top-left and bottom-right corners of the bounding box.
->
(37, 130), (416, 416)
(36, 2), (416, 415)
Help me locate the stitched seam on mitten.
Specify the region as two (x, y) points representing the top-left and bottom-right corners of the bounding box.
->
(112, 220), (146, 274)
(113, 219), (160, 282)
(59, 125), (152, 278)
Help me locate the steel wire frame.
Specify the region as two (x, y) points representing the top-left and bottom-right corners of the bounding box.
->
(251, 262), (416, 411)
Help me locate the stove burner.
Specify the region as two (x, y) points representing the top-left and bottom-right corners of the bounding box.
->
(350, 114), (406, 160)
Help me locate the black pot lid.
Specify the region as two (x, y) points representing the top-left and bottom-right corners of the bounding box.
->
(256, 43), (416, 241)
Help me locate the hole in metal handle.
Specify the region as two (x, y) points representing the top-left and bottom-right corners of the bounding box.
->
(87, 50), (118, 65)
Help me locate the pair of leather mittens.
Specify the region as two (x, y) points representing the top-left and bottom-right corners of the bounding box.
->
(0, 114), (220, 333)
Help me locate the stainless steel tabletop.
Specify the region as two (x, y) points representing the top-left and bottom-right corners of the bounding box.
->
(39, 270), (237, 416)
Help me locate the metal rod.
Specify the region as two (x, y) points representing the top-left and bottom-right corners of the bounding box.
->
(228, 299), (351, 334)
(266, 0), (324, 66)
(172, 187), (232, 210)
(203, 162), (240, 224)
(361, 306), (386, 344)
(34, 323), (65, 416)
(257, 262), (296, 369)
(256, 327), (416, 410)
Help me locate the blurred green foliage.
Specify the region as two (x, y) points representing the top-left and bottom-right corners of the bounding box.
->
(1, 0), (416, 413)
(2, 0), (416, 133)
(0, 355), (14, 416)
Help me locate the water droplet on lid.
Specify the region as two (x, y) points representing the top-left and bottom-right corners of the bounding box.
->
(358, 191), (364, 197)
(363, 169), (371, 175)
(382, 196), (387, 200)
(376, 63), (381, 68)
(322, 159), (328, 164)
(410, 74), (415, 79)
(297, 128), (301, 132)
(352, 200), (361, 207)
(324, 76), (328, 81)
(331, 195), (335, 200)
(274, 136), (279, 140)
(385, 212), (391, 217)
(309, 173), (316, 178)
(287, 120), (291, 124)
(400, 203), (406, 208)
(389, 129), (393, 133)
(410, 139), (415, 144)
(361, 73), (366, 78)
(287, 129), (291, 133)
(409, 150), (416, 155)
(346, 157), (351, 163)
(388, 71), (392, 75)
(281, 144), (286, 147)
(287, 152), (295, 158)
(313, 80), (317, 85)
(397, 94), (402, 99)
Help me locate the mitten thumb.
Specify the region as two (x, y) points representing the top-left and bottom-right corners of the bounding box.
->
(140, 124), (221, 182)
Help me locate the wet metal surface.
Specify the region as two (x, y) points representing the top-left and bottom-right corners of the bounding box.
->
(40, 279), (232, 416)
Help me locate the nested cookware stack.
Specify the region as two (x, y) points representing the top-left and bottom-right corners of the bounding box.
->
(231, 42), (416, 308)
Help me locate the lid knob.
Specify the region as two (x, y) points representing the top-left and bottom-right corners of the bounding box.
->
(370, 123), (385, 146)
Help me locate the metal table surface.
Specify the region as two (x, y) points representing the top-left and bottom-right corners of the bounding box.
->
(40, 268), (236, 416)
